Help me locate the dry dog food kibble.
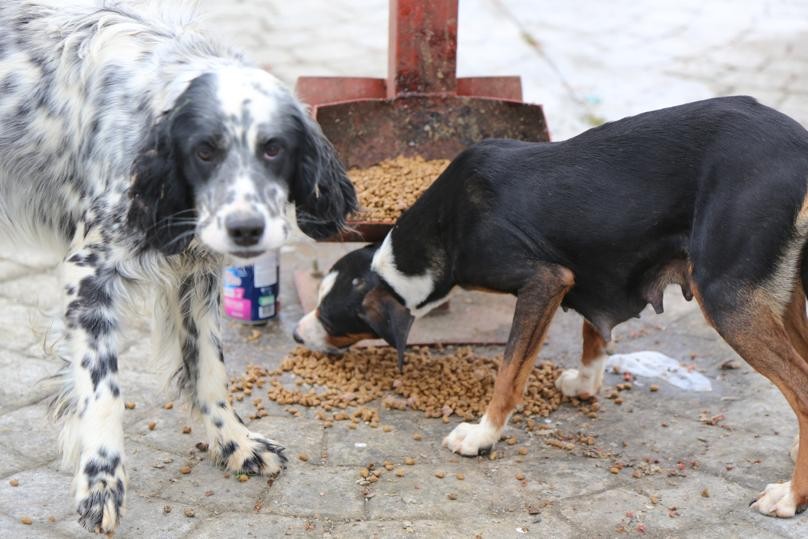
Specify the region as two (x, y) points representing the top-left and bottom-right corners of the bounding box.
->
(230, 346), (582, 425)
(348, 156), (451, 222)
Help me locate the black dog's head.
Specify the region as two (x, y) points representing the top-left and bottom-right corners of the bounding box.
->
(128, 67), (357, 257)
(293, 244), (414, 369)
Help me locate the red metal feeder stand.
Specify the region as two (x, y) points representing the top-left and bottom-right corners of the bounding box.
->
(293, 0), (550, 344)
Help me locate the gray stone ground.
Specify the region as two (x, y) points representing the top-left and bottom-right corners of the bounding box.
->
(2, 0), (808, 537)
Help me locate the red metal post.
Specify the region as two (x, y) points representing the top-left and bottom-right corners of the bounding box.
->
(387, 0), (458, 97)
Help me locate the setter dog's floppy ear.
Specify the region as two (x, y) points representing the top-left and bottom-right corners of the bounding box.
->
(360, 286), (415, 372)
(291, 110), (357, 239)
(127, 116), (195, 255)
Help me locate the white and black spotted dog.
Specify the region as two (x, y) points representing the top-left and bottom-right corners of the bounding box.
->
(0, 1), (356, 533)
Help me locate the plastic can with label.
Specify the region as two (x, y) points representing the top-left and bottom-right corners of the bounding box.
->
(222, 251), (280, 325)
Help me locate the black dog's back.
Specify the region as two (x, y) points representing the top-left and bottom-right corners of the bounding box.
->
(397, 96), (808, 335)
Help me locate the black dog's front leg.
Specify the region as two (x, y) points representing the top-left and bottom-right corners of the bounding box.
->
(177, 272), (286, 476)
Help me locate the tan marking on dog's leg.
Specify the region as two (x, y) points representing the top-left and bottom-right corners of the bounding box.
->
(443, 265), (573, 456)
(783, 286), (808, 465)
(556, 321), (607, 399)
(697, 295), (808, 517)
(784, 286), (808, 365)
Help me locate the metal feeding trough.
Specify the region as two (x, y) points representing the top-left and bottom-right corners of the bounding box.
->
(295, 0), (550, 243)
(292, 0), (549, 345)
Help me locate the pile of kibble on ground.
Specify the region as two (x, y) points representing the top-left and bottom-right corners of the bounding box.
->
(228, 346), (600, 428)
(347, 155), (451, 222)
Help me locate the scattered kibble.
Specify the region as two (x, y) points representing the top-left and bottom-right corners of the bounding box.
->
(359, 468), (370, 478)
(701, 488), (710, 498)
(404, 457), (416, 465)
(9, 479), (19, 487)
(124, 402), (136, 410)
(237, 474), (249, 483)
(518, 447), (529, 456)
(195, 442), (209, 452)
(230, 346), (580, 425)
(181, 426), (192, 434)
(455, 473), (465, 480)
(447, 493), (457, 500)
(163, 402), (173, 410)
(649, 384), (660, 392)
(434, 470), (446, 479)
(163, 505), (172, 514)
(20, 516), (32, 525)
(298, 453), (310, 462)
(179, 466), (191, 475)
(610, 467), (621, 474)
(395, 468), (405, 477)
(545, 439), (575, 451)
(147, 421), (156, 431)
(515, 472), (526, 481)
(506, 436), (517, 446)
(183, 508), (195, 518)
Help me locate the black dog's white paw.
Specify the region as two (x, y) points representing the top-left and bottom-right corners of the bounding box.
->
(214, 431), (287, 476)
(75, 449), (126, 533)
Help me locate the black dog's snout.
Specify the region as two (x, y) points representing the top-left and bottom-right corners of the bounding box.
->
(292, 329), (304, 344)
(226, 212), (265, 247)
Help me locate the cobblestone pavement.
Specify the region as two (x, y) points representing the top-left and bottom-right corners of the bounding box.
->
(2, 1), (808, 537)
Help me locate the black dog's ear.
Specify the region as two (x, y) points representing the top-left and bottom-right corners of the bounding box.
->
(360, 287), (415, 372)
(127, 117), (195, 255)
(292, 110), (357, 239)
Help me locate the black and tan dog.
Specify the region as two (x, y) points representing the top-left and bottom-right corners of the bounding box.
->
(294, 96), (808, 517)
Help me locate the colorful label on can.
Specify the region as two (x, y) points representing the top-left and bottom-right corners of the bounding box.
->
(223, 250), (279, 323)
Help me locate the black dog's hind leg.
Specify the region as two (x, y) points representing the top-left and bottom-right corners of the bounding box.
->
(176, 272), (286, 476)
(54, 222), (127, 534)
(555, 320), (608, 399)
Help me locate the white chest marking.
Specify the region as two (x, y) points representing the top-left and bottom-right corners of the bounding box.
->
(371, 233), (435, 313)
